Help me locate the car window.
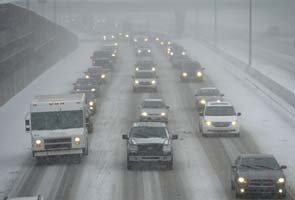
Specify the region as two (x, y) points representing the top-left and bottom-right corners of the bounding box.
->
(130, 127), (167, 138)
(240, 157), (280, 169)
(205, 106), (236, 116)
(143, 101), (165, 108)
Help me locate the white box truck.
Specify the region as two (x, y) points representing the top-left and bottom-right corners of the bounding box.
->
(25, 94), (93, 163)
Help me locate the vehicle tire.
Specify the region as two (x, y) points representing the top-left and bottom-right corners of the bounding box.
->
(36, 157), (43, 165)
(133, 88), (137, 93)
(235, 190), (243, 199)
(167, 161), (173, 170)
(87, 122), (93, 134)
(83, 140), (89, 156)
(231, 180), (235, 190)
(127, 160), (134, 170)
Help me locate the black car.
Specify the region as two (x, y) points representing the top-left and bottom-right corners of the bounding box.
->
(91, 50), (114, 68)
(73, 78), (100, 97)
(231, 154), (287, 199)
(180, 60), (205, 82)
(135, 58), (157, 72)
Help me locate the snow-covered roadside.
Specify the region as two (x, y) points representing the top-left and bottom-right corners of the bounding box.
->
(0, 41), (98, 198)
(178, 39), (295, 193)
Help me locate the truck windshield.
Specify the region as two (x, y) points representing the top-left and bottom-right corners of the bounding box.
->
(130, 127), (167, 138)
(205, 106), (236, 116)
(31, 110), (83, 130)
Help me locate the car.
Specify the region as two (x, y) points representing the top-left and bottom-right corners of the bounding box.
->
(132, 71), (158, 92)
(85, 67), (108, 83)
(90, 51), (114, 70)
(122, 122), (178, 170)
(135, 58), (157, 72)
(170, 55), (191, 69)
(180, 60), (205, 82)
(168, 43), (186, 60)
(195, 87), (224, 111)
(139, 98), (170, 123)
(72, 90), (97, 115)
(199, 101), (241, 136)
(231, 154), (287, 199)
(101, 44), (118, 61)
(136, 47), (152, 57)
(4, 195), (44, 200)
(73, 78), (100, 97)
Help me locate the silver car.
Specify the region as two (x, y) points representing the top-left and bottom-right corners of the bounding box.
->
(139, 98), (170, 123)
(132, 71), (158, 92)
(195, 87), (224, 111)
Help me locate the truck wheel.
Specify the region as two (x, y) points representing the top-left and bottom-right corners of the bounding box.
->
(88, 123), (93, 134)
(127, 160), (134, 170)
(83, 141), (89, 156)
(231, 180), (235, 190)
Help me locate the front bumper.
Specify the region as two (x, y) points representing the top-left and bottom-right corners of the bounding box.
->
(202, 125), (240, 136)
(180, 75), (203, 81)
(133, 84), (157, 90)
(34, 148), (83, 157)
(236, 184), (286, 197)
(140, 116), (168, 122)
(128, 155), (172, 162)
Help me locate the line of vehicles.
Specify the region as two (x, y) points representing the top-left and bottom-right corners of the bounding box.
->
(10, 30), (288, 199)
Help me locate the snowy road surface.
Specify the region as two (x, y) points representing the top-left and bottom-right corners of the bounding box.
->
(0, 38), (294, 200)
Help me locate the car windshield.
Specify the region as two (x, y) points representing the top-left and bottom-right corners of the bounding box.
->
(31, 110), (83, 130)
(205, 106), (236, 116)
(130, 126), (167, 138)
(143, 101), (165, 108)
(137, 61), (154, 68)
(94, 59), (111, 66)
(135, 72), (155, 79)
(199, 89), (220, 96)
(88, 68), (101, 73)
(240, 157), (280, 170)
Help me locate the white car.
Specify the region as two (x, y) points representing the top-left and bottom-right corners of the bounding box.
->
(132, 71), (158, 92)
(199, 101), (241, 136)
(4, 195), (44, 200)
(139, 98), (170, 123)
(195, 87), (224, 111)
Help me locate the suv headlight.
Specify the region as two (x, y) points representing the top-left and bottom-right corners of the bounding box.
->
(231, 120), (237, 126)
(200, 99), (206, 105)
(277, 178), (285, 184)
(129, 144), (138, 152)
(182, 72), (188, 77)
(161, 112), (166, 117)
(205, 121), (212, 126)
(238, 177), (247, 184)
(101, 74), (106, 79)
(85, 75), (90, 79)
(89, 101), (94, 106)
(182, 51), (186, 55)
(134, 80), (139, 84)
(141, 112), (148, 117)
(74, 137), (81, 145)
(35, 139), (42, 145)
(163, 144), (172, 153)
(197, 71), (203, 77)
(91, 88), (96, 92)
(152, 67), (156, 71)
(151, 80), (156, 84)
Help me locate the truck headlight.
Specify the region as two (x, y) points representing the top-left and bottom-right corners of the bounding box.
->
(91, 88), (96, 92)
(129, 144), (138, 152)
(89, 101), (94, 106)
(85, 75), (90, 79)
(141, 112), (148, 117)
(238, 177), (247, 184)
(161, 112), (166, 116)
(112, 53), (116, 57)
(101, 74), (106, 79)
(74, 137), (81, 145)
(35, 139), (42, 145)
(134, 80), (139, 84)
(151, 80), (156, 84)
(197, 71), (203, 77)
(205, 121), (212, 126)
(200, 99), (206, 105)
(277, 178), (285, 184)
(231, 120), (237, 126)
(182, 72), (188, 77)
(163, 144), (172, 153)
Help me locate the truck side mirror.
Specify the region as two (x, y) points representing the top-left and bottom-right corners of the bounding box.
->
(122, 134), (128, 140)
(25, 119), (30, 132)
(237, 112), (242, 116)
(172, 135), (178, 140)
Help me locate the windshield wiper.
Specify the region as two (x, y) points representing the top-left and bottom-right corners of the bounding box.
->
(252, 164), (277, 170)
(240, 164), (259, 169)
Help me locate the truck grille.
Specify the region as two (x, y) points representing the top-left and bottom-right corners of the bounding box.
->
(137, 144), (163, 155)
(44, 137), (72, 150)
(212, 122), (231, 127)
(249, 179), (275, 187)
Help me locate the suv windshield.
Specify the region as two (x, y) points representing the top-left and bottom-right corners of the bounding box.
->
(143, 101), (165, 108)
(199, 89), (220, 96)
(93, 51), (110, 58)
(135, 72), (155, 79)
(205, 106), (236, 116)
(240, 157), (280, 170)
(77, 79), (96, 85)
(31, 110), (83, 130)
(130, 127), (167, 138)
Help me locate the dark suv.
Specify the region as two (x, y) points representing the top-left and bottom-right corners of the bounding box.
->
(231, 154), (287, 199)
(122, 122), (178, 170)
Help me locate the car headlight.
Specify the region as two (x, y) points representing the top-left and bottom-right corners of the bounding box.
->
(231, 120), (237, 126)
(35, 139), (42, 145)
(138, 50), (141, 53)
(141, 112), (148, 117)
(90, 106), (94, 110)
(111, 35), (114, 39)
(85, 75), (90, 79)
(76, 89), (80, 91)
(182, 51), (186, 55)
(197, 71), (203, 77)
(129, 144), (138, 152)
(103, 35), (106, 40)
(148, 49), (151, 53)
(134, 39), (138, 42)
(125, 34), (129, 38)
(134, 80), (139, 84)
(114, 42), (118, 46)
(205, 121), (212, 126)
(112, 53), (116, 57)
(161, 112), (166, 116)
(152, 67), (156, 71)
(167, 41), (171, 45)
(144, 38), (148, 42)
(135, 67), (139, 71)
(238, 177), (247, 184)
(151, 80), (156, 84)
(91, 88), (96, 92)
(170, 52), (174, 56)
(182, 72), (188, 77)
(156, 37), (159, 41)
(74, 137), (81, 145)
(89, 101), (94, 106)
(101, 74), (106, 79)
(160, 41), (164, 45)
(200, 99), (206, 104)
(277, 178), (285, 184)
